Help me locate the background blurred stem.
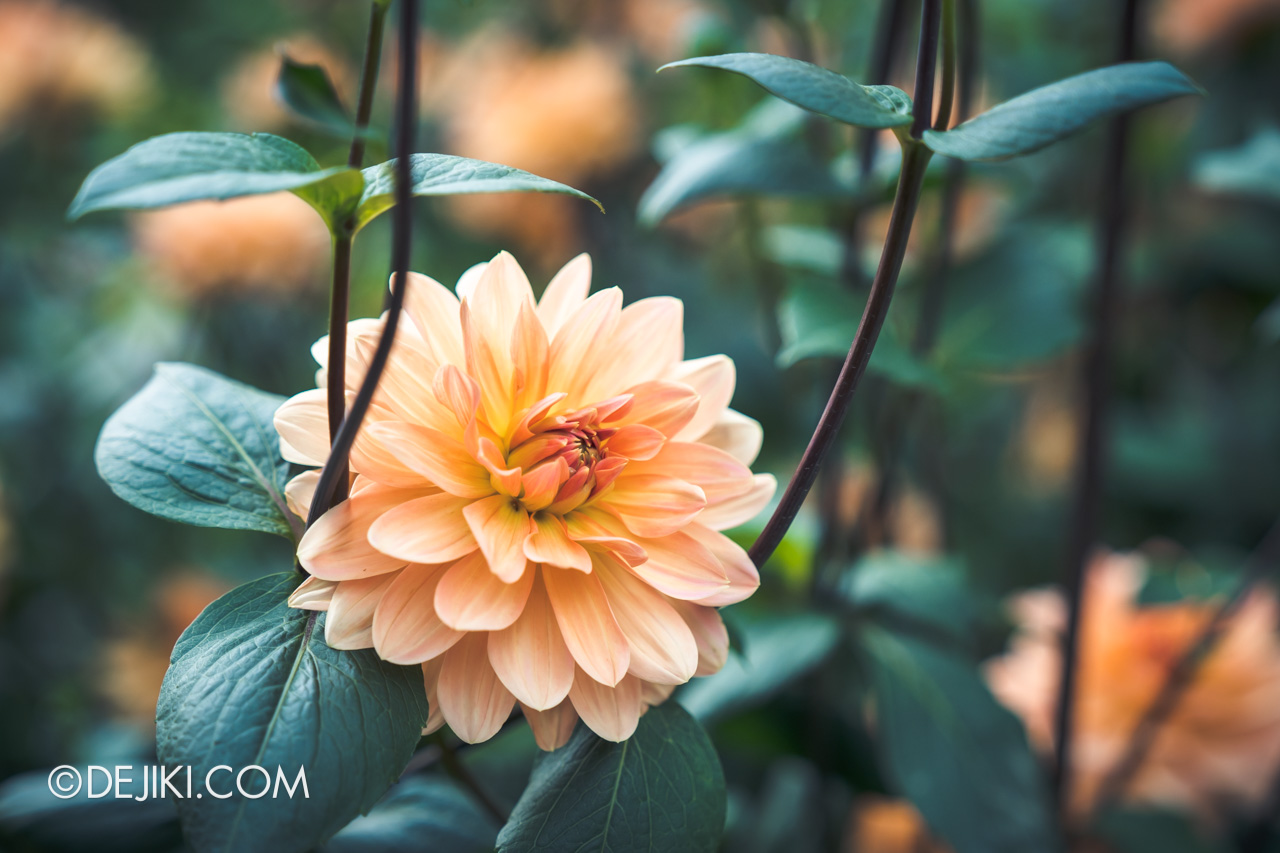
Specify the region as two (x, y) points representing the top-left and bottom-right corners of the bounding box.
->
(306, 0), (417, 527)
(1093, 520), (1280, 812)
(1052, 0), (1140, 813)
(750, 0), (941, 569)
(319, 0), (389, 514)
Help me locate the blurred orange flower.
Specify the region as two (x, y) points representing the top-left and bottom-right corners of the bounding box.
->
(0, 0), (153, 131)
(985, 551), (1280, 821)
(277, 252), (774, 747)
(221, 35), (352, 132)
(1154, 0), (1280, 54)
(130, 193), (330, 299)
(431, 33), (641, 267)
(844, 797), (953, 853)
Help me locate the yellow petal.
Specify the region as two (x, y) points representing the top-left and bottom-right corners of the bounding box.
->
(463, 495), (533, 583)
(368, 421), (492, 498)
(524, 513), (592, 572)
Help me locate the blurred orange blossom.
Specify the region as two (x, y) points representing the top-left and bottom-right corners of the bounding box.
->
(130, 193), (331, 298)
(985, 551), (1280, 822)
(276, 252), (775, 748)
(221, 35), (352, 132)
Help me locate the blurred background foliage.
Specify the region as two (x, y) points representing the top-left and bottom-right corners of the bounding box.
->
(1, 0), (1279, 850)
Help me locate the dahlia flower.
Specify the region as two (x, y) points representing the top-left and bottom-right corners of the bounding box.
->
(985, 551), (1280, 821)
(276, 252), (774, 748)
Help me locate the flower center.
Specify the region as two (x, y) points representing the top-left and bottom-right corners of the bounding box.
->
(504, 396), (631, 514)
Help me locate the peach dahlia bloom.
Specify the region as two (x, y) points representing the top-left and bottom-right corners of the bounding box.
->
(276, 252), (774, 748)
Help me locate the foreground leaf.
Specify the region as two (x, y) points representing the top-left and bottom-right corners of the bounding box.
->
(865, 629), (1055, 853)
(639, 100), (846, 226)
(678, 613), (840, 722)
(840, 551), (974, 646)
(354, 154), (602, 233)
(158, 573), (429, 853)
(497, 703), (725, 852)
(67, 131), (362, 230)
(276, 55), (355, 137)
(661, 53), (914, 129)
(95, 363), (299, 539)
(324, 776), (498, 853)
(923, 62), (1201, 161)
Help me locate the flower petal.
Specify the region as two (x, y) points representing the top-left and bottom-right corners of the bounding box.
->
(619, 380), (699, 437)
(595, 554), (698, 685)
(326, 572), (397, 650)
(489, 574), (576, 710)
(401, 271), (464, 368)
(435, 550), (535, 631)
(368, 421), (492, 498)
(285, 470), (320, 520)
(546, 287), (623, 403)
(605, 424), (666, 462)
(511, 299), (550, 412)
(537, 253), (591, 336)
(288, 575), (336, 611)
(464, 495), (533, 583)
(697, 473), (776, 530)
(422, 656), (446, 735)
(698, 409), (764, 466)
(601, 474), (706, 539)
(629, 441), (754, 503)
(438, 632), (516, 744)
(521, 702), (579, 751)
(543, 565), (630, 687)
(366, 492), (478, 564)
(686, 524), (761, 607)
(669, 355), (736, 442)
(297, 485), (426, 580)
(568, 669), (642, 742)
(669, 599), (730, 676)
(372, 563), (464, 664)
(275, 388), (330, 466)
(582, 296), (684, 401)
(525, 513), (592, 572)
(629, 529), (729, 600)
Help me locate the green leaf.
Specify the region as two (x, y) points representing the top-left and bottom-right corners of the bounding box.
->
(1193, 127), (1280, 205)
(324, 776), (498, 853)
(865, 629), (1056, 853)
(67, 131), (362, 231)
(639, 100), (847, 226)
(354, 154), (602, 233)
(840, 551), (974, 646)
(776, 280), (945, 390)
(276, 55), (354, 137)
(678, 613), (839, 722)
(923, 62), (1201, 161)
(95, 363), (299, 539)
(660, 53), (914, 130)
(158, 573), (429, 853)
(1092, 808), (1230, 853)
(497, 702), (725, 853)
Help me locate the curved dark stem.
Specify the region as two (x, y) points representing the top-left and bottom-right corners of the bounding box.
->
(1093, 520), (1280, 812)
(346, 2), (387, 171)
(306, 0), (418, 526)
(1052, 0), (1140, 812)
(909, 0), (941, 139)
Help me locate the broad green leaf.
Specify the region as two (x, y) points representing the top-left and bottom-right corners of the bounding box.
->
(865, 629), (1056, 853)
(67, 131), (362, 230)
(1193, 127), (1280, 205)
(1093, 808), (1230, 853)
(639, 100), (848, 226)
(0, 767), (180, 853)
(276, 55), (354, 137)
(324, 776), (498, 853)
(354, 154), (602, 233)
(497, 702), (725, 853)
(840, 551), (974, 646)
(661, 53), (914, 129)
(924, 62), (1201, 161)
(158, 573), (429, 853)
(678, 613), (839, 722)
(95, 363), (299, 539)
(776, 280), (945, 390)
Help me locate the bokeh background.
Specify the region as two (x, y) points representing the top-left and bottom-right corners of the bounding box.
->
(1, 0), (1279, 850)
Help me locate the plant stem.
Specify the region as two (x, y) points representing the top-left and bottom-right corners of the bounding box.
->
(1052, 0), (1140, 812)
(1093, 520), (1280, 811)
(307, 0), (418, 526)
(315, 1), (390, 522)
(934, 0), (957, 130)
(751, 0), (940, 569)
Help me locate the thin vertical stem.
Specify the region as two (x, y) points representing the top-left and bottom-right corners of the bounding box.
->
(318, 0), (390, 517)
(1052, 0), (1140, 811)
(307, 0), (418, 527)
